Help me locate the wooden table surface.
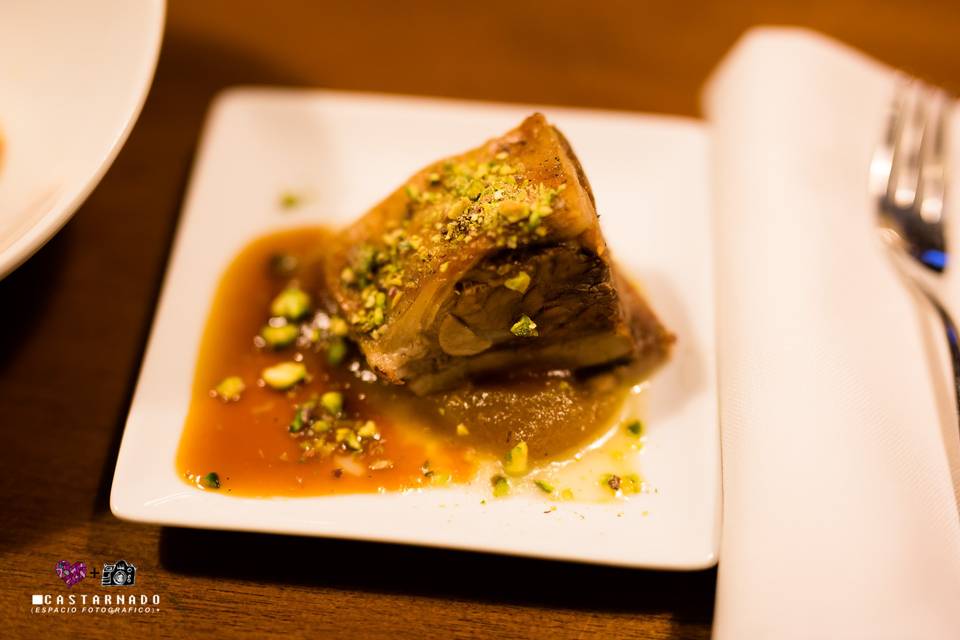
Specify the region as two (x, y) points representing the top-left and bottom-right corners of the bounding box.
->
(3, 2), (959, 638)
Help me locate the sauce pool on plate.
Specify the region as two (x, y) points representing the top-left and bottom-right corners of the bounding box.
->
(176, 227), (649, 498)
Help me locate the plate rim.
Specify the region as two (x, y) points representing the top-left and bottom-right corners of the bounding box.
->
(0, 0), (167, 279)
(111, 87), (721, 570)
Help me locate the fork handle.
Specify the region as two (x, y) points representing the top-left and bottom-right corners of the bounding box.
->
(928, 294), (960, 419)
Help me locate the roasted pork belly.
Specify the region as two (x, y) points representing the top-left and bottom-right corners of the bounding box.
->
(326, 113), (673, 394)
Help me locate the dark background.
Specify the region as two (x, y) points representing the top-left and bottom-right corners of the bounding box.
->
(3, 1), (959, 638)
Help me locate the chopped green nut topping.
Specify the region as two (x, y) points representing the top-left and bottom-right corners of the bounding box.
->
(328, 316), (350, 337)
(510, 315), (538, 337)
(430, 471), (452, 485)
(357, 420), (378, 438)
(261, 362), (307, 390)
(503, 441), (529, 476)
(288, 399), (316, 433)
(491, 474), (510, 498)
(212, 376), (245, 402)
(455, 423), (470, 436)
(320, 391), (344, 416)
(498, 200), (529, 222)
(336, 150), (567, 338)
(465, 179), (484, 201)
(626, 419), (644, 437)
(200, 472), (221, 489)
(270, 287), (311, 320)
(326, 338), (348, 365)
(260, 322), (299, 348)
(335, 427), (361, 451)
(535, 479), (555, 494)
(289, 411), (305, 433)
(503, 271), (531, 294)
(279, 191), (303, 209)
(621, 473), (643, 494)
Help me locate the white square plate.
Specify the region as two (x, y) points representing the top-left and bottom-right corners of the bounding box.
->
(111, 89), (720, 569)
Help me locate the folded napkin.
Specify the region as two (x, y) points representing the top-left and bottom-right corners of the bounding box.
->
(703, 28), (960, 639)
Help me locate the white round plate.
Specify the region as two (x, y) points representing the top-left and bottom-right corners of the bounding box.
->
(0, 0), (165, 278)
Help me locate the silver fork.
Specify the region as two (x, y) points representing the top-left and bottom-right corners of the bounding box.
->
(870, 81), (959, 417)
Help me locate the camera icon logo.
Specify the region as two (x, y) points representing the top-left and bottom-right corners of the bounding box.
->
(101, 560), (137, 587)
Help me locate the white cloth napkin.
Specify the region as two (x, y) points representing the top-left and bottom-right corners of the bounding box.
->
(703, 28), (960, 639)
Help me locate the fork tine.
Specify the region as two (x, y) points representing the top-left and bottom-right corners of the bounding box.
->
(919, 87), (949, 225)
(870, 79), (909, 202)
(890, 81), (925, 210)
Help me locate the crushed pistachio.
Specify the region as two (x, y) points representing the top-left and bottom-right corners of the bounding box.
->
(344, 431), (362, 451)
(626, 419), (644, 437)
(279, 191), (303, 210)
(289, 411), (305, 434)
(430, 471), (452, 485)
(455, 423), (470, 436)
(328, 316), (349, 337)
(260, 322), (299, 349)
(212, 376), (245, 402)
(446, 197), (468, 219)
(510, 315), (538, 338)
(621, 473), (643, 494)
(200, 472), (221, 489)
(270, 287), (311, 320)
(498, 200), (529, 222)
(261, 362), (307, 390)
(326, 338), (348, 365)
(335, 427), (361, 451)
(357, 420), (378, 438)
(465, 180), (484, 201)
(320, 391), (344, 416)
(535, 479), (555, 494)
(503, 271), (531, 293)
(288, 398), (316, 433)
(337, 151), (567, 336)
(491, 474), (510, 498)
(503, 441), (529, 476)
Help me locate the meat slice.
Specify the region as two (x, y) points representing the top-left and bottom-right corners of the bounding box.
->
(325, 113), (673, 394)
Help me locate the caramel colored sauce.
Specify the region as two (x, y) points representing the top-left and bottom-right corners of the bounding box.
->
(177, 227), (637, 497)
